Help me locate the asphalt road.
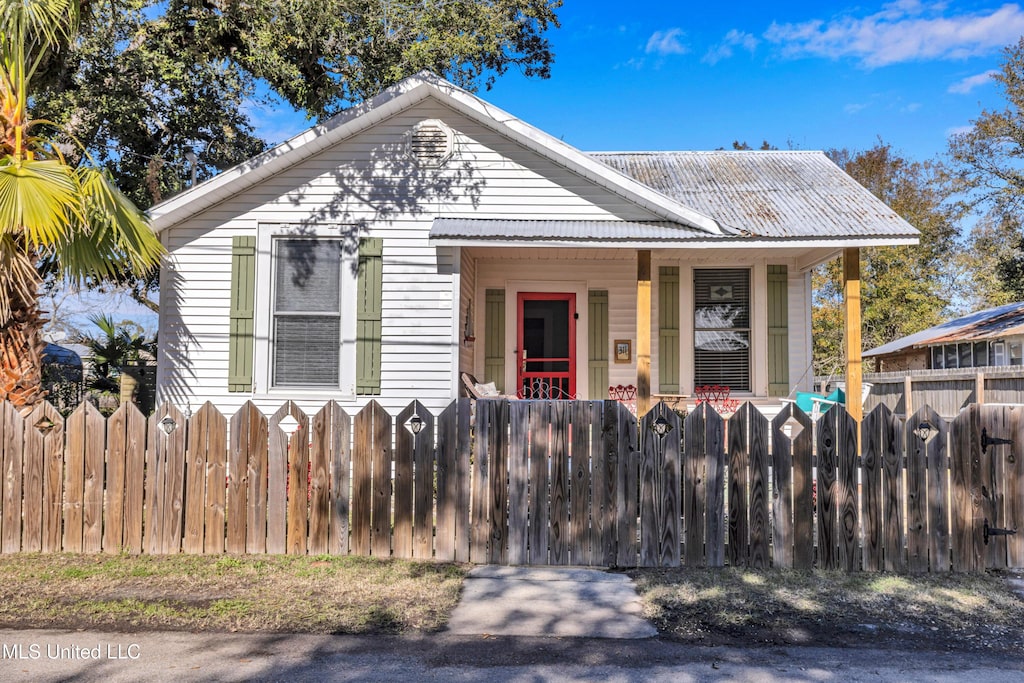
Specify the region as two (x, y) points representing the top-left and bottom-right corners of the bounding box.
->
(1, 629), (1022, 682)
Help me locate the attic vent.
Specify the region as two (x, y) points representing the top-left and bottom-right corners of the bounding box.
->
(407, 119), (454, 167)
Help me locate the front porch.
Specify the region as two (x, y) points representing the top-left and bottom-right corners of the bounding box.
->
(455, 245), (862, 416)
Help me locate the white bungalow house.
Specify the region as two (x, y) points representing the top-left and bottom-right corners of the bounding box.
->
(149, 72), (918, 417)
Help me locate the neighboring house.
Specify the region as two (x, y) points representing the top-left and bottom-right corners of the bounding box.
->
(149, 72), (918, 417)
(41, 342), (85, 410)
(864, 302), (1024, 373)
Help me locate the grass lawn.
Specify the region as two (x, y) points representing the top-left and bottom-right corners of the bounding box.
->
(0, 554), (465, 635)
(1, 554), (1021, 651)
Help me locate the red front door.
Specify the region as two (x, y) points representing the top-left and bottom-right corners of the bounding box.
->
(516, 292), (576, 399)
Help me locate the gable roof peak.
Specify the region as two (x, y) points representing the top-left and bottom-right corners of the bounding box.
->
(149, 71), (723, 235)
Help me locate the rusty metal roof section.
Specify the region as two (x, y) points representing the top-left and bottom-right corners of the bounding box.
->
(592, 151), (919, 239)
(865, 302), (1024, 357)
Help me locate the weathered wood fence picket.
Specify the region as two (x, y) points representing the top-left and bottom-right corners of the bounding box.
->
(1, 398), (1022, 572)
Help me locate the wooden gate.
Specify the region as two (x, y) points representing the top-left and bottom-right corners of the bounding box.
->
(468, 399), (635, 566)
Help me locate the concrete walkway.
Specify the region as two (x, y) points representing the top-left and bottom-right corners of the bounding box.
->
(445, 566), (658, 639)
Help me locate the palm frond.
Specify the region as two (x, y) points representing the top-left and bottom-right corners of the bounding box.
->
(59, 167), (163, 281)
(0, 157), (79, 245)
(0, 0), (79, 60)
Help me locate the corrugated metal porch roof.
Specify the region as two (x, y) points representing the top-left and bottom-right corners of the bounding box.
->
(430, 218), (717, 242)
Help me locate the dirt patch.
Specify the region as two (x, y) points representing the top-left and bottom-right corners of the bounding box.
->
(627, 566), (1024, 653)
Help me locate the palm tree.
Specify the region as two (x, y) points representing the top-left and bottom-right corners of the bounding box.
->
(0, 0), (163, 407)
(80, 313), (152, 403)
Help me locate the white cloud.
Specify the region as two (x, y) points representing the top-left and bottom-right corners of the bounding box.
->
(845, 102), (870, 114)
(645, 28), (689, 56)
(947, 124), (974, 138)
(617, 57), (647, 70)
(764, 2), (1024, 67)
(948, 70), (999, 94)
(703, 29), (759, 65)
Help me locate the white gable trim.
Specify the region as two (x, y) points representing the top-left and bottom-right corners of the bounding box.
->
(148, 72), (723, 235)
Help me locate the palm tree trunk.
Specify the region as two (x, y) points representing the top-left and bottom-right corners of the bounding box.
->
(119, 365), (138, 405)
(0, 287), (46, 408)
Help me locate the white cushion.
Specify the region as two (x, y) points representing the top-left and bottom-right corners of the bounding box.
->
(475, 381), (500, 397)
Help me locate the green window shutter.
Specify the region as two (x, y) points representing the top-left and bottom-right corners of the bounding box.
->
(356, 237), (383, 395)
(588, 290), (609, 400)
(228, 236), (256, 392)
(658, 267), (680, 393)
(767, 265), (790, 397)
(484, 289), (505, 393)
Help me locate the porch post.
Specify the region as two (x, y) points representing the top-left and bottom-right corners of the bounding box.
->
(637, 250), (652, 416)
(843, 247), (862, 422)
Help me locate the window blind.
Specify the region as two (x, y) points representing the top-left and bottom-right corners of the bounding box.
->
(272, 238), (342, 387)
(693, 268), (750, 391)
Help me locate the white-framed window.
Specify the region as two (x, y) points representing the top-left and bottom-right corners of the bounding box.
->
(255, 227), (359, 394)
(693, 268), (750, 391)
(930, 340), (1012, 368)
(272, 238), (344, 386)
(993, 341), (1008, 366)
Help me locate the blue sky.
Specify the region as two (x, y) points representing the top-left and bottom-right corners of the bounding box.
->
(251, 0), (1024, 161)
(50, 1), (1023, 341)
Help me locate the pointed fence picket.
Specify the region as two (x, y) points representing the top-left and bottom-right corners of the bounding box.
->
(0, 397), (1021, 573)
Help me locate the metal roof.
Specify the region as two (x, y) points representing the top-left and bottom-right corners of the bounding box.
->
(42, 343), (83, 368)
(430, 218), (718, 242)
(149, 73), (920, 245)
(592, 151), (919, 239)
(864, 301), (1024, 357)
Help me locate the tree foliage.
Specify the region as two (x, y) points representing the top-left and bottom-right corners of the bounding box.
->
(80, 312), (153, 394)
(947, 38), (1024, 302)
(948, 37), (1024, 213)
(949, 210), (1022, 312)
(34, 0), (562, 208)
(812, 143), (962, 376)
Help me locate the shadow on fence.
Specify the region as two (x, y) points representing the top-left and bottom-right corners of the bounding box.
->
(0, 398), (1021, 573)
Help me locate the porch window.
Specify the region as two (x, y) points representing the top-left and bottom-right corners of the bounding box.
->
(974, 342), (988, 366)
(272, 238), (342, 386)
(693, 268), (750, 391)
(993, 341), (1007, 366)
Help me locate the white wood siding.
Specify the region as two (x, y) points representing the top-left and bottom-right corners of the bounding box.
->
(157, 93), (821, 417)
(157, 97), (662, 415)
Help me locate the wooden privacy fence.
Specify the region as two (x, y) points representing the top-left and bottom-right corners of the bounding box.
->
(0, 398), (1022, 572)
(862, 367), (1024, 419)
